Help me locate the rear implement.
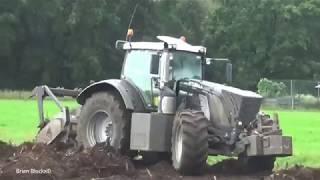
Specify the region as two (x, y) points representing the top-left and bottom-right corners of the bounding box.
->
(32, 86), (80, 145)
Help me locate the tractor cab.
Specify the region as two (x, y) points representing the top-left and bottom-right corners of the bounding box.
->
(118, 36), (206, 110)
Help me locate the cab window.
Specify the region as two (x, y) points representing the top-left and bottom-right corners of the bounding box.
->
(170, 51), (202, 81)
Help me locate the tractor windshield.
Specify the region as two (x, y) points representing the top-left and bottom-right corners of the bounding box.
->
(170, 51), (202, 80)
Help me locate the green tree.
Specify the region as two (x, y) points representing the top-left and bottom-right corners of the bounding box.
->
(1, 0), (320, 91)
(204, 0), (320, 89)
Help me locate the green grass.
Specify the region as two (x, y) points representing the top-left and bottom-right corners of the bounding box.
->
(0, 99), (319, 169)
(266, 109), (320, 169)
(0, 99), (78, 144)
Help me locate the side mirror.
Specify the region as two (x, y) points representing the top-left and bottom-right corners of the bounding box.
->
(205, 58), (213, 65)
(150, 54), (160, 74)
(115, 40), (126, 49)
(226, 62), (232, 83)
(206, 58), (230, 65)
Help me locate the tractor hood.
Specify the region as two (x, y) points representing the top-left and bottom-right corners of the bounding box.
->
(201, 80), (263, 127)
(181, 80), (263, 128)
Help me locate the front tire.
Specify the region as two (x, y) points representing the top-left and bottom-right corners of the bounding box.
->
(77, 91), (131, 154)
(171, 110), (208, 175)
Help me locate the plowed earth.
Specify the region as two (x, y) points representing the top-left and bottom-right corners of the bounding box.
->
(0, 141), (319, 180)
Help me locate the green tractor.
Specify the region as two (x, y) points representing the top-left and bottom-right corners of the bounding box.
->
(33, 36), (292, 175)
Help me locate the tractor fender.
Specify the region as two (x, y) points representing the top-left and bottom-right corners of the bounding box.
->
(77, 79), (137, 110)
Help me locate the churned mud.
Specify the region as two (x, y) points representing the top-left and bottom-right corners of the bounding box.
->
(0, 141), (318, 180)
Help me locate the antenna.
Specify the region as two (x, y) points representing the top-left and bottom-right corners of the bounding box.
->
(126, 3), (139, 41)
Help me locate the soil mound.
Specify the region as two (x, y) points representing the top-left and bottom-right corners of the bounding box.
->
(0, 141), (319, 180)
(0, 141), (17, 161)
(273, 165), (320, 180)
(0, 142), (135, 180)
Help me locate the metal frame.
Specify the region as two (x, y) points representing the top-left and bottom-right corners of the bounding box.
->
(32, 86), (80, 128)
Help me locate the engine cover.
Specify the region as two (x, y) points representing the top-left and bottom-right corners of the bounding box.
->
(200, 81), (263, 128)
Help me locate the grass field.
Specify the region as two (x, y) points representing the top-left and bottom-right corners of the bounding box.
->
(0, 99), (319, 169)
(0, 99), (78, 144)
(267, 109), (320, 169)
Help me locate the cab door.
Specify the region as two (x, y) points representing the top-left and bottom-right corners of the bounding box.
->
(121, 50), (160, 109)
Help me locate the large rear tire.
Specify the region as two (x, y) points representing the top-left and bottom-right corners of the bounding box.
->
(171, 110), (208, 175)
(76, 91), (131, 154)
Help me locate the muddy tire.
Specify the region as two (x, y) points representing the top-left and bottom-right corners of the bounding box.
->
(77, 91), (131, 154)
(239, 156), (275, 173)
(171, 110), (208, 175)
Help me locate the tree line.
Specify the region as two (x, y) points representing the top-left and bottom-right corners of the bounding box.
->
(1, 0), (320, 90)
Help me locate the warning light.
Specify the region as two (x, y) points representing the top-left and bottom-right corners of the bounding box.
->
(180, 36), (186, 42)
(127, 29), (134, 38)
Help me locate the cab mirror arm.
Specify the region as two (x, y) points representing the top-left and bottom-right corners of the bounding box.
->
(205, 58), (232, 83)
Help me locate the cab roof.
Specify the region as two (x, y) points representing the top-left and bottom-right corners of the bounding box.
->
(122, 36), (206, 54)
